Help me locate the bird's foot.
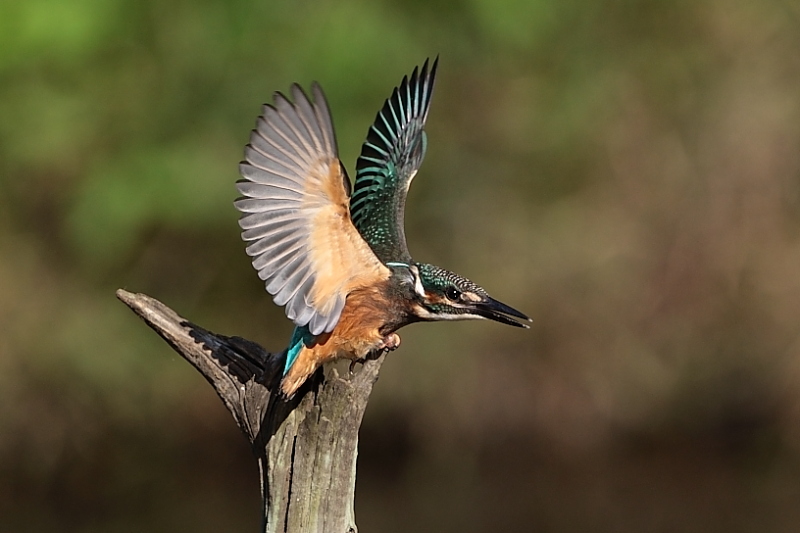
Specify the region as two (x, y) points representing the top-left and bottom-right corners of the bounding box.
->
(349, 334), (402, 373)
(378, 333), (401, 353)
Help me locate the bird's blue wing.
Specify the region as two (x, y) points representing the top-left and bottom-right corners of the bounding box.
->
(350, 58), (438, 264)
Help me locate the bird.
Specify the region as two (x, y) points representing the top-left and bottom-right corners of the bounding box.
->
(234, 58), (530, 398)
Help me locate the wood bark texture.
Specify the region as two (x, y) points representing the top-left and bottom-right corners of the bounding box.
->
(116, 289), (385, 533)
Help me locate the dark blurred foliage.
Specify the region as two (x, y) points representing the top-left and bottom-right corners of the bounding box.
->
(2, 0), (800, 531)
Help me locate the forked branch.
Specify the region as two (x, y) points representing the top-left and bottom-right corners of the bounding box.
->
(116, 289), (385, 533)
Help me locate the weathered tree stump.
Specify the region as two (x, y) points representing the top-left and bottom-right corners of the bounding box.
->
(116, 289), (385, 533)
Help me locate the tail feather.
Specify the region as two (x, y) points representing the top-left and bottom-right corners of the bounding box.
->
(284, 325), (314, 375)
(281, 325), (329, 398)
(281, 346), (322, 398)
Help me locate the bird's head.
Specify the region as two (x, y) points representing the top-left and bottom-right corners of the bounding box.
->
(388, 262), (530, 327)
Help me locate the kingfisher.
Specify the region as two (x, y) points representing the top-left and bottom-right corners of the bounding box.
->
(235, 58), (530, 398)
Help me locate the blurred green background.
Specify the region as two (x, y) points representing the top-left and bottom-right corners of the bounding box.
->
(2, 0), (800, 531)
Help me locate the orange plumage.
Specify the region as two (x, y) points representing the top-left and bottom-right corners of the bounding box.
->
(281, 283), (398, 397)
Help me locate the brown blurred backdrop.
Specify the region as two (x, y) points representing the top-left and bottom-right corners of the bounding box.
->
(2, 0), (800, 531)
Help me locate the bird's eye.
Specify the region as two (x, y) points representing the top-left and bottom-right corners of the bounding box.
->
(445, 286), (461, 301)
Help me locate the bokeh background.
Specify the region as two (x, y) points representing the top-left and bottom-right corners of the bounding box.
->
(2, 0), (800, 531)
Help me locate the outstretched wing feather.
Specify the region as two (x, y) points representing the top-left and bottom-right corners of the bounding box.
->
(351, 58), (438, 263)
(236, 83), (389, 334)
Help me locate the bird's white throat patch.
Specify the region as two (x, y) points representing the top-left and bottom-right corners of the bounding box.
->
(409, 264), (426, 298)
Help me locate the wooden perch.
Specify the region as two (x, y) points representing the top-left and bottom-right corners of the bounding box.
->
(116, 289), (385, 533)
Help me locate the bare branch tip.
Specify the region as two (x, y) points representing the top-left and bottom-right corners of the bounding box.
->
(116, 288), (135, 304)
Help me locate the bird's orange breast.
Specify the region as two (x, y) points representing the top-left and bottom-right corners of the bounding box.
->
(281, 283), (394, 397)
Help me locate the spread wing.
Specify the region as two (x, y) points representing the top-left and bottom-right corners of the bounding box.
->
(350, 57), (438, 264)
(235, 84), (390, 335)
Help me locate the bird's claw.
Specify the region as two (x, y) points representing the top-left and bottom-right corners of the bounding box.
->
(378, 333), (401, 353)
(351, 334), (402, 374)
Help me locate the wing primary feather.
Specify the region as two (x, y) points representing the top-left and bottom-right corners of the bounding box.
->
(239, 164), (305, 192)
(248, 129), (298, 169)
(253, 245), (299, 275)
(273, 94), (317, 157)
(423, 57), (438, 120)
(238, 211), (304, 230)
(249, 240), (302, 268)
(396, 76), (408, 126)
(252, 131), (306, 173)
(244, 223), (306, 256)
(239, 164), (300, 189)
(257, 110), (311, 168)
(282, 269), (315, 318)
(309, 294), (345, 335)
(362, 141), (389, 157)
(292, 294), (318, 328)
(410, 65), (419, 117)
(261, 103), (316, 160)
(274, 265), (313, 307)
(246, 222), (303, 252)
(311, 83), (338, 155)
(244, 222), (300, 250)
(405, 69), (414, 125)
(385, 91), (402, 140)
(241, 219), (302, 241)
(367, 127), (392, 154)
(235, 180), (303, 201)
(351, 58), (440, 263)
(233, 198), (300, 214)
(309, 313), (326, 336)
(265, 253), (308, 295)
(251, 241), (303, 273)
(244, 146), (308, 182)
(254, 237), (305, 269)
(270, 93), (310, 148)
(238, 207), (304, 229)
(290, 84), (325, 153)
(359, 155), (387, 166)
(258, 105), (305, 152)
(376, 110), (397, 144)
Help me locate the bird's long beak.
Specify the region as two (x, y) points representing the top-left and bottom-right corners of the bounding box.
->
(473, 297), (531, 328)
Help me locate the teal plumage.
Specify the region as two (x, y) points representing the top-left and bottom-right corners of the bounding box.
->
(285, 325), (315, 375)
(351, 58), (437, 264)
